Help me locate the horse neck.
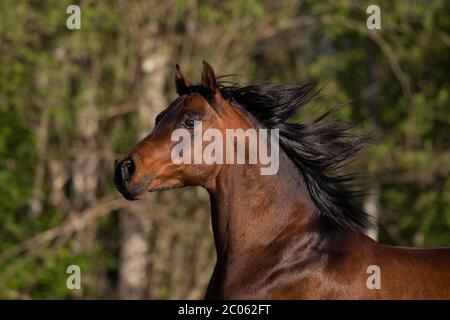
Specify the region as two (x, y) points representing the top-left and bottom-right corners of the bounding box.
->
(206, 150), (321, 263)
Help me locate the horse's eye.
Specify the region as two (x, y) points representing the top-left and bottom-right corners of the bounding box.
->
(182, 118), (196, 129)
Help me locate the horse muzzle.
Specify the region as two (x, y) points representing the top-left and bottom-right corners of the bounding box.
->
(113, 157), (153, 200)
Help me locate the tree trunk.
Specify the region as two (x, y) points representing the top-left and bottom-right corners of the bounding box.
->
(118, 48), (169, 299)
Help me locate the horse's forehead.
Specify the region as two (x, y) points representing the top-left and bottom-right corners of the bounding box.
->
(168, 96), (185, 111)
(157, 93), (211, 123)
(158, 96), (185, 120)
(184, 93), (210, 110)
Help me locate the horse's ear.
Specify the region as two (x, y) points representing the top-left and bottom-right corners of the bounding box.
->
(175, 64), (192, 96)
(201, 60), (216, 92)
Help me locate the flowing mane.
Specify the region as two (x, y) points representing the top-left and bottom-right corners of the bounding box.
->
(189, 79), (372, 232)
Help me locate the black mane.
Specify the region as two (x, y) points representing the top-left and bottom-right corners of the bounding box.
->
(191, 80), (372, 232)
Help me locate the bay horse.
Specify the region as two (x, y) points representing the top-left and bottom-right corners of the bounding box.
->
(114, 60), (450, 299)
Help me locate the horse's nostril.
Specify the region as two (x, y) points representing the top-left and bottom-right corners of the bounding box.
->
(121, 159), (136, 181)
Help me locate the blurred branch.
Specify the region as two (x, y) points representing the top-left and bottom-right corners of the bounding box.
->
(367, 31), (413, 107)
(0, 197), (127, 263)
(101, 104), (137, 119)
(326, 16), (413, 107)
